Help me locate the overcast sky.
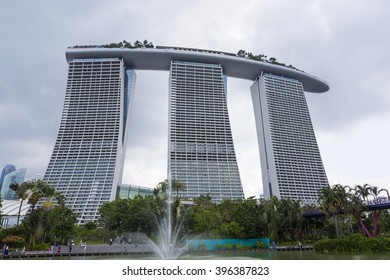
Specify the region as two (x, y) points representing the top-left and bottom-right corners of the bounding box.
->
(1, 0), (389, 198)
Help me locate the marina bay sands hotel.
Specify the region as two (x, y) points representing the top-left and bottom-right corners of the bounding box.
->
(44, 45), (329, 223)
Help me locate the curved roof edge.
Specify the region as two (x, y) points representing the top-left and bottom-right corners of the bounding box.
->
(66, 48), (329, 93)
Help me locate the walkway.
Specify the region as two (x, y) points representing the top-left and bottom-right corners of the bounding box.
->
(0, 244), (313, 259)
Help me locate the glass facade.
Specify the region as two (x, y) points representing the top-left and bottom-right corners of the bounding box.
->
(0, 164), (16, 193)
(1, 167), (26, 200)
(116, 184), (154, 199)
(169, 61), (244, 203)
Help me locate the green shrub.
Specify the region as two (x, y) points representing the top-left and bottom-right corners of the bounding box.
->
(225, 243), (233, 250)
(215, 244), (223, 250)
(255, 241), (269, 250)
(198, 244), (207, 251)
(30, 243), (51, 251)
(1, 235), (26, 249)
(314, 235), (390, 253)
(235, 244), (250, 250)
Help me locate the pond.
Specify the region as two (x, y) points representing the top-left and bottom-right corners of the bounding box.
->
(52, 250), (390, 260)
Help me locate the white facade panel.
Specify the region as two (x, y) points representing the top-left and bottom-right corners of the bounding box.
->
(169, 61), (244, 202)
(251, 74), (328, 204)
(44, 59), (135, 224)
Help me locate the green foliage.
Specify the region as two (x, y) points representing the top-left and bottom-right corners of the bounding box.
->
(192, 195), (222, 235)
(9, 179), (65, 227)
(318, 184), (390, 238)
(20, 204), (77, 246)
(0, 224), (29, 242)
(49, 206), (78, 243)
(254, 241), (269, 249)
(30, 243), (51, 251)
(1, 235), (26, 249)
(97, 192), (329, 244)
(99, 195), (164, 238)
(235, 244), (250, 250)
(219, 221), (245, 238)
(236, 49), (299, 70)
(314, 234), (390, 253)
(84, 222), (98, 230)
(71, 40), (154, 49)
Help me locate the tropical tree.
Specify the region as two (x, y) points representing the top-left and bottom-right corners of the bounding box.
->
(155, 179), (186, 198)
(49, 205), (77, 244)
(362, 185), (389, 237)
(278, 198), (304, 241)
(301, 203), (327, 241)
(230, 197), (262, 238)
(190, 195), (222, 237)
(99, 195), (163, 239)
(99, 198), (133, 236)
(318, 185), (344, 237)
(10, 181), (37, 225)
(355, 184), (371, 202)
(318, 184), (390, 238)
(258, 196), (284, 242)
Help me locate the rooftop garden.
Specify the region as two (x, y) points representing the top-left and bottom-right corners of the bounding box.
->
(70, 39), (154, 49)
(69, 40), (299, 70)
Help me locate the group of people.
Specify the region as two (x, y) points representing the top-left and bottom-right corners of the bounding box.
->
(2, 244), (26, 256)
(2, 244), (9, 255)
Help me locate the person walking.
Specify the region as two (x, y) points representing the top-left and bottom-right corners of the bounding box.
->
(4, 245), (9, 255)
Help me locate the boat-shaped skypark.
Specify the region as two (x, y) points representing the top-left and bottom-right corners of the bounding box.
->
(45, 45), (329, 224)
(66, 46), (329, 92)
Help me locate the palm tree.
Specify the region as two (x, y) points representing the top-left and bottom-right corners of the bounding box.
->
(318, 185), (344, 237)
(355, 184), (371, 202)
(366, 185), (389, 237)
(155, 179), (186, 198)
(172, 180), (186, 198)
(9, 181), (38, 225)
(9, 179), (64, 225)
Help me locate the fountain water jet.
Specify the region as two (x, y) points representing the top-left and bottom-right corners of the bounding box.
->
(129, 177), (187, 259)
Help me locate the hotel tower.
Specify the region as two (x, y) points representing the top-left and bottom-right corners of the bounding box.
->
(251, 74), (328, 204)
(44, 58), (135, 224)
(169, 61), (244, 202)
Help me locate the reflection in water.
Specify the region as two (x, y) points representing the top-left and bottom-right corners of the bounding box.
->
(53, 250), (390, 260)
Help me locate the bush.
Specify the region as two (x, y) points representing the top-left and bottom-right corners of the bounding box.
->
(235, 244), (250, 250)
(255, 241), (269, 250)
(314, 234), (390, 253)
(30, 243), (51, 251)
(1, 235), (26, 249)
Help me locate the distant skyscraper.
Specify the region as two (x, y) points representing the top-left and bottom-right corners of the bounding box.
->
(168, 61), (244, 202)
(0, 164), (16, 194)
(1, 167), (26, 200)
(44, 58), (135, 224)
(251, 74), (329, 204)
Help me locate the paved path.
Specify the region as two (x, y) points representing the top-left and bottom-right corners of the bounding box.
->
(0, 243), (154, 259)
